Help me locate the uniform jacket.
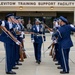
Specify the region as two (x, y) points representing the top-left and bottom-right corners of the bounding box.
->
(54, 24), (75, 49)
(31, 24), (45, 43)
(0, 21), (14, 44)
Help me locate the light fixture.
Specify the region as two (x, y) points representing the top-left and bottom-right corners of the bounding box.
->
(19, 6), (23, 10)
(50, 6), (54, 10)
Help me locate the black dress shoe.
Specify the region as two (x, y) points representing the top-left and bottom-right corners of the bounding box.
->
(6, 71), (16, 74)
(36, 60), (41, 63)
(39, 60), (41, 62)
(38, 61), (40, 64)
(12, 66), (19, 69)
(16, 63), (22, 65)
(60, 71), (69, 74)
(57, 66), (62, 69)
(36, 60), (38, 63)
(55, 63), (60, 65)
(37, 61), (41, 64)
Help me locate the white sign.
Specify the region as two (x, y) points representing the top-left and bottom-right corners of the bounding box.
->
(0, 1), (75, 7)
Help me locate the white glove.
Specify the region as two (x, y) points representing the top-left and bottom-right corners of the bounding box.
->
(20, 32), (24, 38)
(31, 39), (35, 43)
(50, 32), (53, 35)
(70, 24), (74, 28)
(53, 40), (57, 44)
(16, 41), (21, 45)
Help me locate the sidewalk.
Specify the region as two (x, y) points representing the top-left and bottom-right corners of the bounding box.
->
(0, 34), (75, 75)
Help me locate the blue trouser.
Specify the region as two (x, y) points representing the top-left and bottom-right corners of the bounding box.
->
(57, 43), (63, 67)
(33, 42), (42, 61)
(15, 44), (20, 64)
(61, 48), (70, 72)
(4, 43), (12, 72)
(54, 43), (58, 60)
(11, 43), (16, 67)
(16, 35), (22, 63)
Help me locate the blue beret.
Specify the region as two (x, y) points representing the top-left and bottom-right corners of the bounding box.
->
(56, 18), (59, 21)
(59, 16), (68, 23)
(15, 16), (21, 20)
(0, 20), (2, 26)
(53, 18), (57, 22)
(6, 14), (14, 18)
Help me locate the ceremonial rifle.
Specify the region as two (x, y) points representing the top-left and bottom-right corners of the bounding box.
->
(0, 26), (22, 46)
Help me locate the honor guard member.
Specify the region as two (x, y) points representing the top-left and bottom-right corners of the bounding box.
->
(6, 14), (21, 70)
(7, 14), (19, 69)
(9, 15), (22, 68)
(13, 16), (21, 65)
(15, 16), (25, 62)
(51, 18), (60, 61)
(20, 17), (27, 56)
(53, 16), (75, 74)
(14, 16), (23, 64)
(52, 19), (62, 67)
(16, 16), (25, 52)
(31, 19), (45, 64)
(0, 14), (22, 74)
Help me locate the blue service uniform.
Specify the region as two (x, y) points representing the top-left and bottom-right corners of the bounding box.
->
(54, 24), (75, 73)
(31, 24), (45, 62)
(13, 23), (20, 64)
(15, 22), (25, 63)
(10, 23), (17, 68)
(56, 32), (63, 67)
(51, 23), (60, 61)
(0, 20), (14, 72)
(53, 27), (62, 65)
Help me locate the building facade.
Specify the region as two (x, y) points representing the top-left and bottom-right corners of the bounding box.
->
(0, 1), (75, 27)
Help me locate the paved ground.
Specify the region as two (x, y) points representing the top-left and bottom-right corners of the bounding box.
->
(0, 34), (75, 75)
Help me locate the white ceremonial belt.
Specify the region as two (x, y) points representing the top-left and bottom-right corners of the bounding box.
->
(36, 34), (45, 36)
